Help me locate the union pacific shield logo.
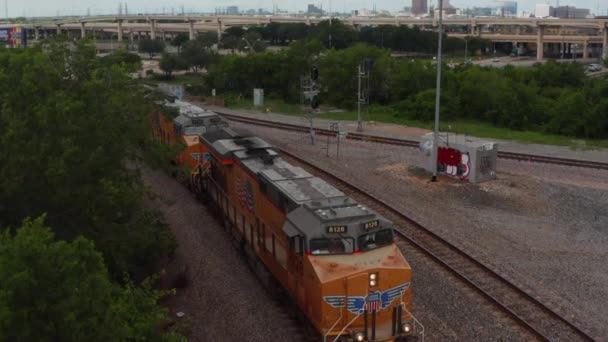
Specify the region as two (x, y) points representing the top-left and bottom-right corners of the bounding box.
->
(323, 282), (410, 314)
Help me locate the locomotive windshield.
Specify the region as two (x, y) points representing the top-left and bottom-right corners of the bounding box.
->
(357, 229), (393, 252)
(309, 237), (355, 255)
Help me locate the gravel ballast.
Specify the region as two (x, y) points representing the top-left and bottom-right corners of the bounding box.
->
(140, 165), (304, 342)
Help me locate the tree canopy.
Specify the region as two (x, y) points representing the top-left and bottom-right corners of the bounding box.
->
(0, 217), (182, 342)
(139, 38), (166, 58)
(0, 38), (176, 280)
(206, 42), (608, 139)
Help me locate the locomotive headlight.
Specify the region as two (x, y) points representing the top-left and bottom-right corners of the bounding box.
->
(354, 332), (365, 341)
(369, 273), (377, 287)
(402, 322), (413, 334)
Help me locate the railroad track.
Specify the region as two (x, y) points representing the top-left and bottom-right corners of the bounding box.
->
(218, 112), (608, 171)
(278, 148), (597, 342)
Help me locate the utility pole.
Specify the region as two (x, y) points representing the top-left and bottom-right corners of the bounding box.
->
(4, 0), (8, 21)
(356, 59), (372, 132)
(357, 63), (362, 132)
(328, 0), (332, 49)
(431, 0), (444, 182)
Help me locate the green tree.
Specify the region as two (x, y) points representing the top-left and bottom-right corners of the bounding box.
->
(0, 38), (176, 280)
(181, 39), (218, 72)
(318, 43), (392, 108)
(224, 26), (246, 38)
(312, 20), (358, 49)
(171, 33), (190, 53)
(160, 52), (180, 78)
(196, 31), (218, 48)
(0, 217), (183, 341)
(138, 38), (165, 58)
(221, 35), (240, 52)
(99, 48), (141, 73)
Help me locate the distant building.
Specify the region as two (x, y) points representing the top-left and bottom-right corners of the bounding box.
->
(307, 4), (323, 15)
(493, 1), (517, 16)
(535, 3), (551, 18)
(411, 0), (428, 16)
(226, 6), (239, 15)
(466, 7), (494, 17)
(552, 6), (590, 19)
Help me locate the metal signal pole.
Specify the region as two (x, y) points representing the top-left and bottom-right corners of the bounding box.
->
(357, 64), (362, 131)
(431, 0), (444, 182)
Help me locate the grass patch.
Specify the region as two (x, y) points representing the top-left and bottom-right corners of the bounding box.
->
(227, 97), (608, 149)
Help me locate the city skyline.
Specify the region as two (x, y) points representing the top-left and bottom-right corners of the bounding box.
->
(5, 0), (608, 18)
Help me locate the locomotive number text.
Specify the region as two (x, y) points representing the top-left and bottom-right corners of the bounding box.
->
(326, 225), (347, 234)
(364, 220), (380, 230)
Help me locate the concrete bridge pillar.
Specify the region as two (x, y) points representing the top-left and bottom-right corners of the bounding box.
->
(471, 25), (481, 37)
(129, 30), (134, 42)
(56, 24), (62, 35)
(515, 26), (521, 35)
(583, 42), (589, 59)
(537, 25), (545, 61)
(80, 22), (85, 38)
(217, 19), (223, 43)
(117, 20), (123, 41)
(149, 19), (156, 40)
(603, 27), (608, 60)
(306, 18), (311, 26)
(34, 28), (39, 40)
(189, 21), (195, 40)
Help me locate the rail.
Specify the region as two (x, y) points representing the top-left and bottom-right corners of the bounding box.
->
(217, 111), (608, 171)
(278, 147), (597, 342)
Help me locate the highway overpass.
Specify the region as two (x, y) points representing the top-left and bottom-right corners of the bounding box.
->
(24, 15), (608, 61)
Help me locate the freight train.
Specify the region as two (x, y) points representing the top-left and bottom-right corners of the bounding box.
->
(151, 97), (422, 341)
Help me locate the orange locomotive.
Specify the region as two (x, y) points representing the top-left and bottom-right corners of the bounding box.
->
(152, 98), (422, 341)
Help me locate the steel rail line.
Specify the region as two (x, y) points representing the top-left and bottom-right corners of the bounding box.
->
(218, 112), (608, 171)
(278, 148), (596, 342)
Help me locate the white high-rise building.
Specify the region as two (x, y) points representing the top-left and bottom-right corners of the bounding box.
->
(535, 3), (552, 17)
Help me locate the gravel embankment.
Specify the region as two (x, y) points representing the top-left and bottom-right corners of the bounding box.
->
(231, 122), (608, 340)
(140, 165), (304, 342)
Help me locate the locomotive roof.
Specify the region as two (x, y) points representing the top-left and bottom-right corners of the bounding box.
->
(168, 100), (218, 119)
(208, 133), (393, 242)
(236, 147), (346, 205)
(274, 178), (344, 203)
(284, 198), (391, 240)
(212, 136), (272, 157)
(202, 127), (253, 145)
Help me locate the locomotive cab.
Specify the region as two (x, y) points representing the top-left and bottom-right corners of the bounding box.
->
(284, 198), (421, 341)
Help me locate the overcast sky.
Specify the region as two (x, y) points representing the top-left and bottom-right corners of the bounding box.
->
(8, 0), (608, 18)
